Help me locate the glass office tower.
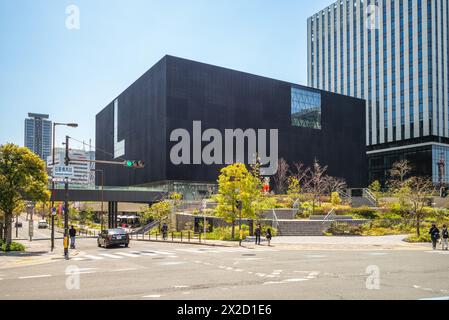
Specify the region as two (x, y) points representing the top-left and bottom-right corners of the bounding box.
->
(308, 0), (449, 185)
(24, 113), (52, 161)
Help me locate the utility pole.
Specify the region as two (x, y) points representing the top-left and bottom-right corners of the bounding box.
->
(64, 135), (70, 260)
(50, 122), (78, 252)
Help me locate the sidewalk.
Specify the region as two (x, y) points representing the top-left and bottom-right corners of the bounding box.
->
(0, 238), (81, 270)
(268, 235), (430, 251)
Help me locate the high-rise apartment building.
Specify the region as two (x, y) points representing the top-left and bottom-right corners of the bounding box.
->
(308, 0), (449, 185)
(24, 113), (52, 161)
(47, 148), (96, 187)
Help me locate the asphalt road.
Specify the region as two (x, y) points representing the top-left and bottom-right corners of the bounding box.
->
(1, 238), (448, 300)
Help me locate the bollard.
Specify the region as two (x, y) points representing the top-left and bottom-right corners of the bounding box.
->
(149, 232), (151, 240)
(188, 231), (191, 243)
(181, 232), (183, 242)
(199, 233), (201, 243)
(156, 232), (158, 241)
(171, 232), (174, 242)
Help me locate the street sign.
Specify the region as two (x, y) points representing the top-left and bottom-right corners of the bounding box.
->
(28, 221), (34, 237)
(51, 177), (72, 182)
(53, 165), (75, 178)
(52, 207), (57, 216)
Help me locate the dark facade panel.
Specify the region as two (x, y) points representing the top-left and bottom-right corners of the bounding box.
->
(96, 55), (367, 188)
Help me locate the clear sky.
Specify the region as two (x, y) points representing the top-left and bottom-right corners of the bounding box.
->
(0, 0), (333, 150)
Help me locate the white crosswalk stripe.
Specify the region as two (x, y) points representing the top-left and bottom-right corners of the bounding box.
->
(84, 255), (104, 260)
(99, 253), (124, 259)
(115, 252), (141, 258)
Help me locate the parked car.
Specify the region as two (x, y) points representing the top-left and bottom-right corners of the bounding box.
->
(97, 228), (129, 248)
(15, 221), (23, 228)
(38, 220), (48, 229)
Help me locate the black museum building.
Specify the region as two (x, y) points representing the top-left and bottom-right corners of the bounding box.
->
(96, 55), (367, 198)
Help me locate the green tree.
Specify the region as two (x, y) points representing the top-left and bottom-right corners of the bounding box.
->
(215, 163), (261, 238)
(142, 200), (173, 229)
(0, 144), (49, 250)
(331, 192), (342, 206)
(369, 180), (381, 193)
(79, 207), (94, 226)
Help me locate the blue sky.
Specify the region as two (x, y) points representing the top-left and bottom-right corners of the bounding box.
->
(0, 0), (332, 150)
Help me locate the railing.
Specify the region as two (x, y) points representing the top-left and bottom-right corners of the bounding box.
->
(271, 209), (281, 235)
(131, 220), (160, 235)
(338, 190), (352, 204)
(363, 188), (378, 207)
(129, 231), (204, 244)
(322, 208), (335, 224)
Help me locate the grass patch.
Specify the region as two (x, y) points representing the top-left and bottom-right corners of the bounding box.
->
(404, 233), (431, 243)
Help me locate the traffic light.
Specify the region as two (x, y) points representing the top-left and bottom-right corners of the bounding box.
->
(123, 160), (145, 168)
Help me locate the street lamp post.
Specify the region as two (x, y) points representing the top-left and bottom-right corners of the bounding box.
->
(91, 169), (104, 231)
(63, 135), (70, 260)
(50, 122), (77, 252)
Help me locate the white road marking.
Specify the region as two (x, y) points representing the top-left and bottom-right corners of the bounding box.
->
(305, 254), (327, 258)
(307, 271), (320, 279)
(99, 253), (124, 259)
(72, 257), (86, 261)
(115, 252), (140, 258)
(367, 252), (388, 256)
(283, 278), (309, 282)
(255, 273), (266, 277)
(84, 255), (104, 260)
(174, 285), (189, 288)
(151, 250), (174, 255)
(143, 294), (161, 298)
(159, 261), (185, 266)
(420, 296), (449, 300)
(263, 281), (284, 285)
(19, 274), (52, 279)
(110, 268), (137, 272)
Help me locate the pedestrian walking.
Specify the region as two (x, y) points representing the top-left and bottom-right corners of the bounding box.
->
(441, 225), (449, 251)
(161, 223), (168, 240)
(266, 227), (272, 246)
(69, 225), (76, 249)
(255, 224), (261, 245)
(429, 223), (440, 250)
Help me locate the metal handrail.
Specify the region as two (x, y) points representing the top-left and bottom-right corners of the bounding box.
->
(363, 188), (378, 206)
(322, 208), (335, 224)
(271, 209), (280, 234)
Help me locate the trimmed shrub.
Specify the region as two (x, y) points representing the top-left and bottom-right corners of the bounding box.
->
(0, 240), (26, 252)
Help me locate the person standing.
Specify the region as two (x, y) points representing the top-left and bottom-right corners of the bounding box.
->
(255, 224), (261, 245)
(69, 225), (76, 249)
(266, 228), (272, 246)
(161, 223), (168, 240)
(429, 224), (440, 250)
(441, 225), (448, 251)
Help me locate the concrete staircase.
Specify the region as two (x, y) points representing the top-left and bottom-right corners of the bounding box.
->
(276, 220), (331, 236)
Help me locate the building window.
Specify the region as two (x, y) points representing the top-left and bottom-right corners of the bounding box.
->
(291, 87), (322, 130)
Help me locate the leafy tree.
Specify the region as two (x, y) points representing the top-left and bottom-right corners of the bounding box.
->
(331, 192), (342, 206)
(0, 144), (49, 250)
(369, 180), (381, 193)
(215, 163), (261, 238)
(79, 207), (94, 226)
(142, 200), (173, 229)
(287, 176), (301, 196)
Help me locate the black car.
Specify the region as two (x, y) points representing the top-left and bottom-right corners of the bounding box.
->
(97, 228), (129, 248)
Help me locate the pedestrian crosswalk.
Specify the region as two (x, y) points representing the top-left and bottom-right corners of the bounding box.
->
(425, 250), (449, 255)
(73, 246), (277, 262)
